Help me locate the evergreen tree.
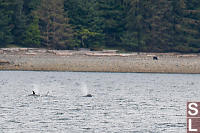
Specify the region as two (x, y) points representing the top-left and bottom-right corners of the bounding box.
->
(123, 0), (148, 51)
(23, 16), (40, 47)
(38, 0), (74, 49)
(146, 0), (173, 52)
(64, 0), (103, 49)
(181, 0), (200, 52)
(22, 0), (41, 47)
(0, 0), (14, 46)
(96, 0), (126, 48)
(170, 0), (200, 52)
(23, 0), (41, 16)
(12, 0), (27, 45)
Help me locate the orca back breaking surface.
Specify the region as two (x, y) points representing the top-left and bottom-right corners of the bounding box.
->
(28, 91), (39, 97)
(83, 94), (92, 97)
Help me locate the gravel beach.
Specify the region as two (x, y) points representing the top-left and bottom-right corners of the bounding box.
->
(0, 48), (200, 73)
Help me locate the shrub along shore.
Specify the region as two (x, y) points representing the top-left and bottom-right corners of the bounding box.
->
(0, 48), (200, 74)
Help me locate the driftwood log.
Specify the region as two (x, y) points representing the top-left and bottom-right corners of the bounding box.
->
(0, 60), (10, 65)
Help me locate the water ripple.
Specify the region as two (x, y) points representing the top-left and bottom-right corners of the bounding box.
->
(0, 71), (199, 132)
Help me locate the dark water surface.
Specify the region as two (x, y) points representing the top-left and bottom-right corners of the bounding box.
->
(0, 71), (200, 133)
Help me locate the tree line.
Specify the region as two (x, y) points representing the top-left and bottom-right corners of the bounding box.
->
(0, 0), (200, 52)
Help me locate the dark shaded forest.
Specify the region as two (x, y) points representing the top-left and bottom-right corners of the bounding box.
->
(0, 0), (200, 52)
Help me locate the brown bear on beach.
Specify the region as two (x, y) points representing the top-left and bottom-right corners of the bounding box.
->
(153, 56), (158, 60)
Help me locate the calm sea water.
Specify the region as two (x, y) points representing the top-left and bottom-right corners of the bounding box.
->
(0, 71), (200, 133)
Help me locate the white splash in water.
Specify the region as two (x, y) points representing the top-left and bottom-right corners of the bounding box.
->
(80, 82), (89, 96)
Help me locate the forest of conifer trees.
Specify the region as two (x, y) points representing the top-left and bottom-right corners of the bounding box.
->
(0, 0), (200, 53)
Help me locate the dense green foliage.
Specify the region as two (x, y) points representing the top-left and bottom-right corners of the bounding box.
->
(38, 0), (73, 49)
(0, 0), (200, 52)
(0, 0), (14, 46)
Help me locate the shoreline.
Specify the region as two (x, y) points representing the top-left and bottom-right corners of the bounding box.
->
(1, 48), (200, 74)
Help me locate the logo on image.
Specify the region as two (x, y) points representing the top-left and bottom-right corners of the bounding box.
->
(187, 102), (200, 133)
